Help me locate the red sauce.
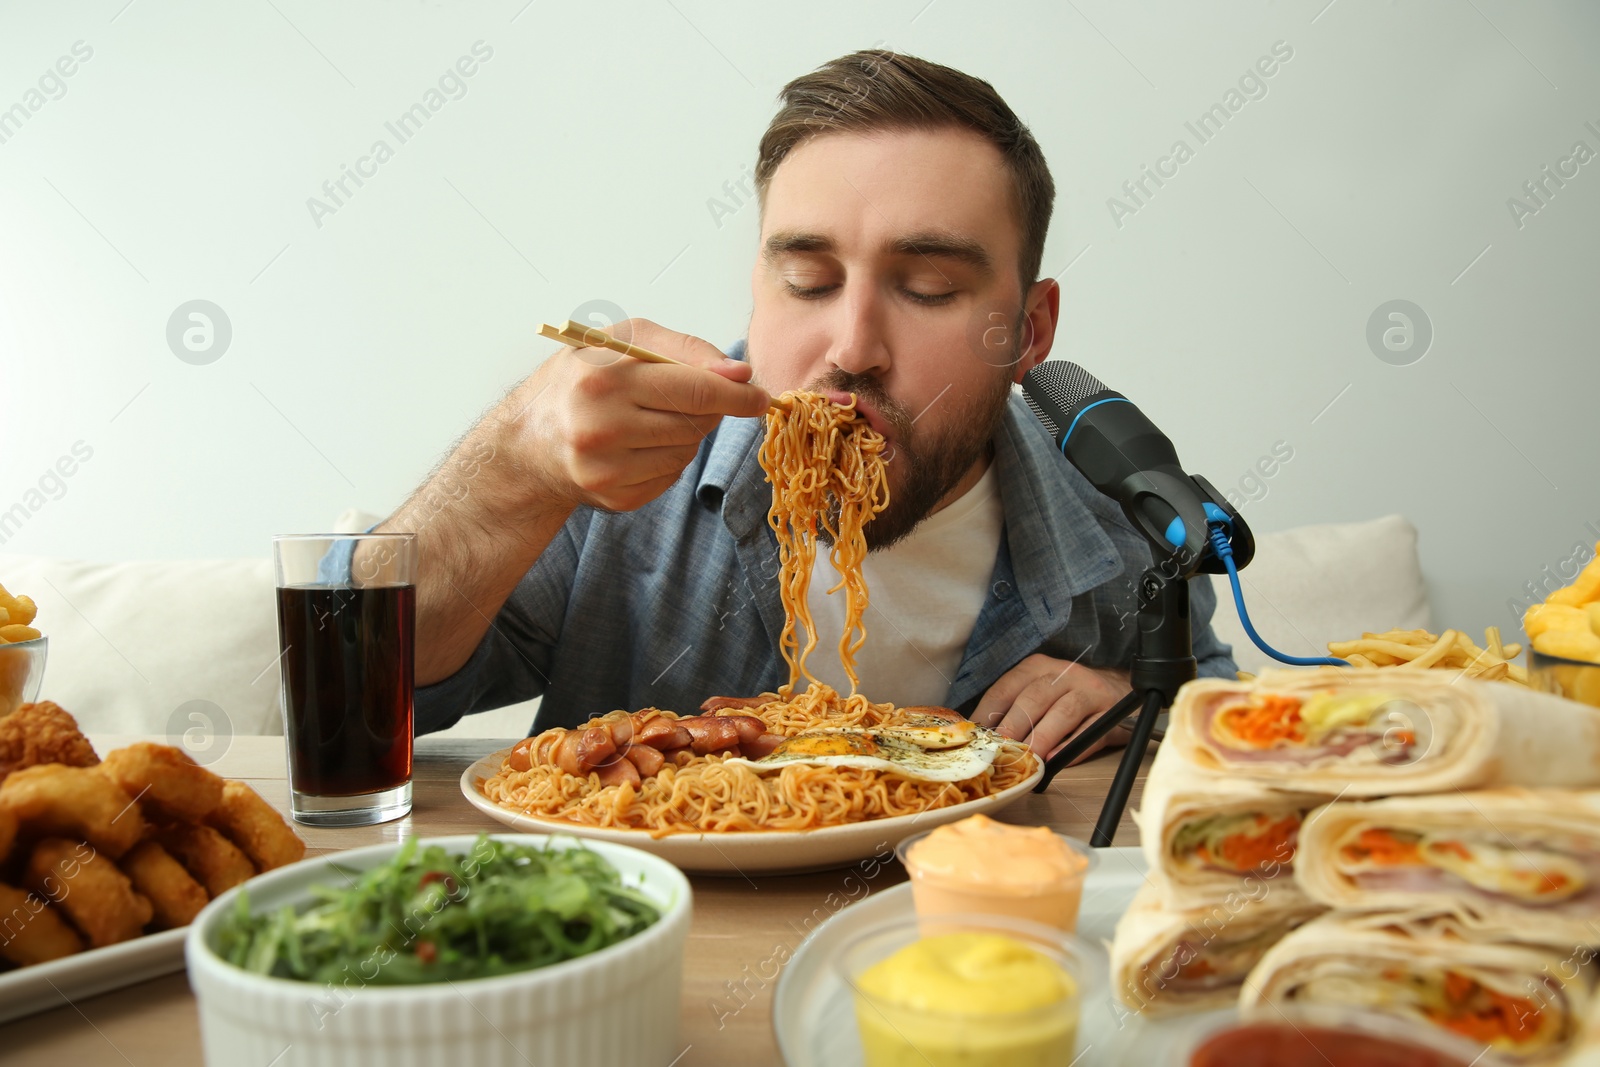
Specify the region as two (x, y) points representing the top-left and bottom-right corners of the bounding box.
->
(1190, 1022), (1476, 1067)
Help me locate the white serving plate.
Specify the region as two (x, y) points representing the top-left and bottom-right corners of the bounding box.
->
(773, 846), (1234, 1066)
(0, 925), (187, 1025)
(460, 745), (1045, 875)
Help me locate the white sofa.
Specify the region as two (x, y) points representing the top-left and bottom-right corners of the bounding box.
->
(0, 514), (1430, 739)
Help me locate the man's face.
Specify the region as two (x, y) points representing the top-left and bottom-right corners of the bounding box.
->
(747, 127), (1053, 548)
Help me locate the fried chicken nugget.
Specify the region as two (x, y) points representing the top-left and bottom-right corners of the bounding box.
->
(0, 881), (84, 966)
(157, 823), (255, 897)
(24, 838), (153, 947)
(0, 764), (145, 858)
(0, 702), (98, 781)
(0, 805), (15, 864)
(205, 780), (305, 872)
(98, 742), (224, 823)
(119, 841), (208, 930)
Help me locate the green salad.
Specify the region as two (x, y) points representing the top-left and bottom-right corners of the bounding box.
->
(217, 835), (662, 984)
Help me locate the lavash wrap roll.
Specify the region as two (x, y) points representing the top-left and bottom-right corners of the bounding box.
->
(1110, 880), (1324, 1016)
(1293, 789), (1600, 948)
(1241, 911), (1593, 1063)
(1170, 668), (1600, 795)
(1134, 739), (1327, 910)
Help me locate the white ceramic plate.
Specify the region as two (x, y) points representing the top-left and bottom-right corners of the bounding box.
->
(0, 925), (187, 1025)
(459, 746), (1045, 875)
(772, 846), (1235, 1066)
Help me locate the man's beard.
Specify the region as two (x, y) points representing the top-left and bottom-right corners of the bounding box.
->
(800, 365), (1014, 551)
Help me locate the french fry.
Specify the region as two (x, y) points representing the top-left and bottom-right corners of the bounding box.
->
(1468, 660), (1509, 682)
(1407, 630), (1460, 670)
(0, 624), (42, 643)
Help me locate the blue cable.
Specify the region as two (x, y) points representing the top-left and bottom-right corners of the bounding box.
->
(1205, 521), (1350, 668)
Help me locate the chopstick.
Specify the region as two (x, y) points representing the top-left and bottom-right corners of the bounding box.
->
(539, 321), (791, 412)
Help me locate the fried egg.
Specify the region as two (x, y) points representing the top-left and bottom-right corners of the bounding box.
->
(723, 721), (1006, 783)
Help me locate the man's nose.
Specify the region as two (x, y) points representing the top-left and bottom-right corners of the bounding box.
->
(824, 282), (891, 377)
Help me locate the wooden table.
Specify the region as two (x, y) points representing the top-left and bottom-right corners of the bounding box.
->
(2, 735), (1149, 1067)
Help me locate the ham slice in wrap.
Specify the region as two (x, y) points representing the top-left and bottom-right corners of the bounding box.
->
(1293, 789), (1600, 948)
(1135, 738), (1328, 910)
(1241, 912), (1593, 1062)
(1170, 668), (1600, 795)
(1110, 880), (1324, 1016)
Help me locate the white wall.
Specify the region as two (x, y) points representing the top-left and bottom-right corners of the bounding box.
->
(1, 0), (1596, 641)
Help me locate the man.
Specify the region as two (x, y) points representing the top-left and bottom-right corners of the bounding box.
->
(380, 50), (1236, 758)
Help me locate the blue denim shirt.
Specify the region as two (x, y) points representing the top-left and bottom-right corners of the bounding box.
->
(415, 344), (1237, 735)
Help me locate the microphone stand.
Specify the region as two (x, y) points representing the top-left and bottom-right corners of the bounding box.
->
(1031, 477), (1251, 848)
(1031, 556), (1195, 847)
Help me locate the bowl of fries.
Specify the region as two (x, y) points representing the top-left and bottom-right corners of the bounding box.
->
(0, 581), (45, 719)
(1527, 651), (1600, 709)
(1518, 544), (1600, 707)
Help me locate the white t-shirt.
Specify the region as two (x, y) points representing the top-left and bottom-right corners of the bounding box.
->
(801, 464), (1004, 707)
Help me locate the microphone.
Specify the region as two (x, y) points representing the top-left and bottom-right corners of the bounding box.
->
(1021, 361), (1252, 573)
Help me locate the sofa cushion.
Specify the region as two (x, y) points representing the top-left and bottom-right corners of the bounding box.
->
(1206, 513), (1432, 674)
(0, 547), (541, 742)
(0, 553), (281, 741)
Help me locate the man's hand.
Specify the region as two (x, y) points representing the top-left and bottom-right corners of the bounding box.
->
(383, 318), (769, 686)
(503, 318), (771, 514)
(971, 654), (1133, 763)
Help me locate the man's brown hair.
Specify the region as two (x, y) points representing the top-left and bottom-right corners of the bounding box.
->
(756, 50), (1055, 290)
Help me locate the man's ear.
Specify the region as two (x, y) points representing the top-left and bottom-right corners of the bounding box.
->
(1012, 277), (1061, 384)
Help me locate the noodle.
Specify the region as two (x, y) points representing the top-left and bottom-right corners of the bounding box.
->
(759, 390), (888, 696)
(478, 390), (1036, 836)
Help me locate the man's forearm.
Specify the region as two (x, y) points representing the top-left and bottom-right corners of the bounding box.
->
(377, 425), (574, 686)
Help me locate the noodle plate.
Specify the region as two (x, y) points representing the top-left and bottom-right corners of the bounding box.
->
(478, 391), (1037, 836)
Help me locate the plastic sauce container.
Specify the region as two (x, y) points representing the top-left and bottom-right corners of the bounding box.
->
(836, 913), (1088, 1067)
(896, 814), (1095, 932)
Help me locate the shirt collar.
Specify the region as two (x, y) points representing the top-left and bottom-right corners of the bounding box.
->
(990, 391), (1125, 633)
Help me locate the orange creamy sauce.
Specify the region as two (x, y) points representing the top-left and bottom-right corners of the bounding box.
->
(907, 814), (1087, 891)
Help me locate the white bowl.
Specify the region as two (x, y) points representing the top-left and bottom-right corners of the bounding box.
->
(186, 834), (692, 1067)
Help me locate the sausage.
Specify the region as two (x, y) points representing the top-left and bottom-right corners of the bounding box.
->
(575, 726), (616, 773)
(700, 695), (769, 713)
(680, 716), (743, 755)
(620, 744), (665, 778)
(633, 719), (694, 751)
(507, 737), (535, 772)
(605, 715), (633, 746)
(555, 731), (586, 777)
(714, 714), (767, 746)
(594, 756), (640, 789)
(741, 733), (787, 760)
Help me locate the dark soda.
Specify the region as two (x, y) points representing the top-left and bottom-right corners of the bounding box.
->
(276, 584), (414, 796)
